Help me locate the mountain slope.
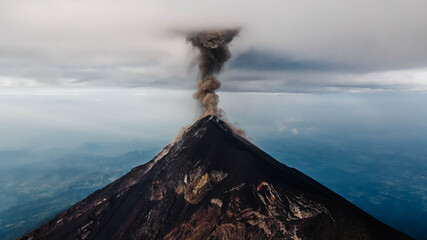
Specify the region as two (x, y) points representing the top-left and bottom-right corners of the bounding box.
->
(20, 115), (411, 240)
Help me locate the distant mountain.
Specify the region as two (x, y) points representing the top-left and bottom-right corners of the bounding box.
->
(20, 115), (411, 239)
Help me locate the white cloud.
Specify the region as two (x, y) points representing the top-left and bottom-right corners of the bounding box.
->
(0, 76), (39, 87)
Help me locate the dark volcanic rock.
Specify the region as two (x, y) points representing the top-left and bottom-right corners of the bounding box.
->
(20, 115), (411, 240)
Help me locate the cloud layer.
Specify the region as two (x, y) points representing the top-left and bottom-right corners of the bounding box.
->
(1, 0), (427, 92)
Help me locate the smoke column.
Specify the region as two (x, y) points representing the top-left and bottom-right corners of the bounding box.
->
(186, 29), (240, 117)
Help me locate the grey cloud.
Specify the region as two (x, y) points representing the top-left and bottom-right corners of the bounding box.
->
(229, 50), (352, 72)
(0, 0), (427, 92)
(220, 69), (427, 93)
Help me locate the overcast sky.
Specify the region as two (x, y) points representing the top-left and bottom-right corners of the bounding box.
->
(1, 0), (427, 92)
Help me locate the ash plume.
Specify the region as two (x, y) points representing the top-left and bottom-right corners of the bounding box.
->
(187, 29), (240, 117)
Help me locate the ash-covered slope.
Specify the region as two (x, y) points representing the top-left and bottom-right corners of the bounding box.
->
(21, 115), (410, 240)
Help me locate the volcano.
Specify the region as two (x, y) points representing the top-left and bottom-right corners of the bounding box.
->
(20, 115), (410, 240)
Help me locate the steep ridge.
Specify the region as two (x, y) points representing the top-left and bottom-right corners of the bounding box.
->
(20, 115), (411, 240)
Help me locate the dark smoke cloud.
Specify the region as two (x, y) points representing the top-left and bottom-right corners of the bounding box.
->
(186, 29), (240, 117)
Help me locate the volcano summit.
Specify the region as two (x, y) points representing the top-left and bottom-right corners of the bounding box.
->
(20, 115), (410, 240)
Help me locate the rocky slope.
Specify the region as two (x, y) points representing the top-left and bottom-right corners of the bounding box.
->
(20, 115), (411, 240)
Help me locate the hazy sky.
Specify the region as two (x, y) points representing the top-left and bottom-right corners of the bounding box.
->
(1, 88), (426, 151)
(1, 0), (427, 92)
(1, 0), (427, 149)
